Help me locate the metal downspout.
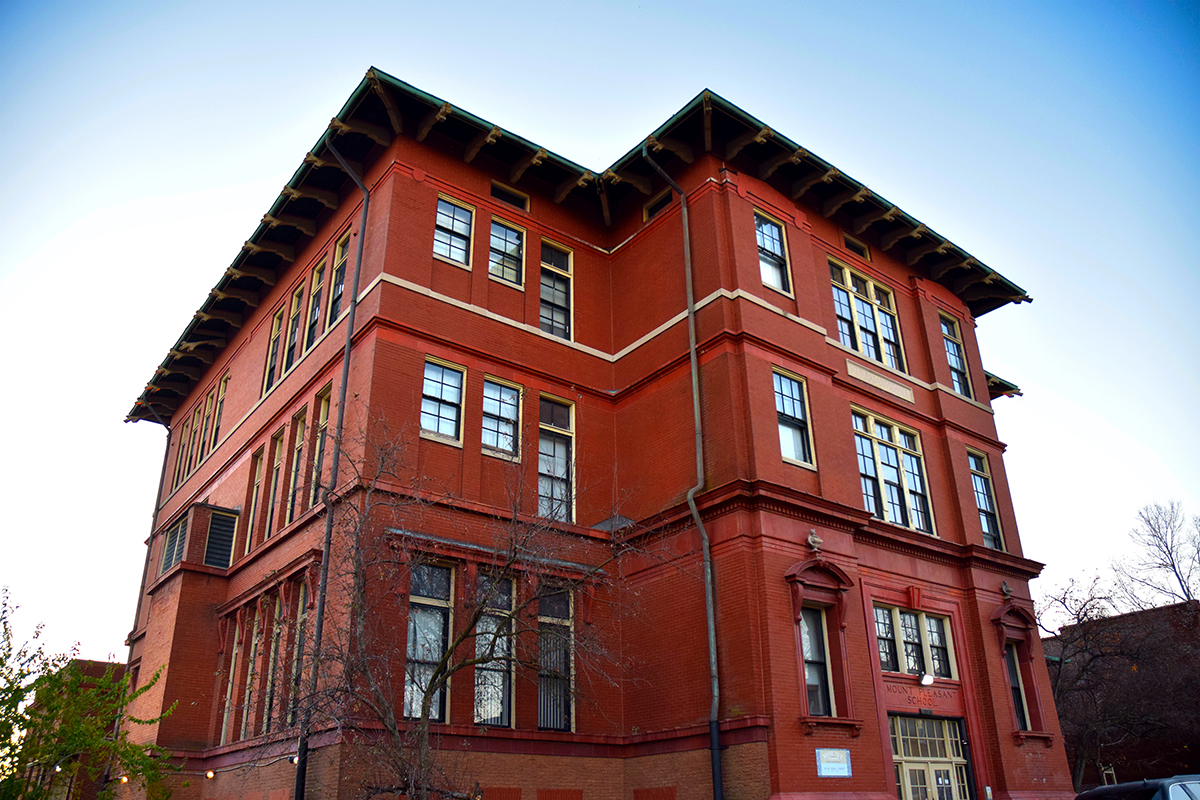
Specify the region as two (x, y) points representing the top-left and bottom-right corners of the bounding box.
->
(641, 142), (723, 800)
(294, 135), (370, 800)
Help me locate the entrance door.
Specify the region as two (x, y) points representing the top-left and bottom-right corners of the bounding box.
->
(889, 716), (971, 800)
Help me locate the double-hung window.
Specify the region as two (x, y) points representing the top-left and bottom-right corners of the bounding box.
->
(482, 379), (520, 456)
(538, 398), (573, 522)
(405, 563), (452, 722)
(830, 261), (905, 372)
(488, 220), (523, 284)
(327, 235), (350, 326)
(874, 605), (954, 679)
(540, 243), (572, 340)
(474, 576), (513, 726)
(284, 284), (304, 372)
(537, 589), (573, 731)
(853, 411), (932, 533)
(211, 374), (228, 448)
(940, 316), (971, 397)
(1004, 643), (1029, 731)
(263, 307), (285, 394)
(434, 198), (473, 266)
(773, 371), (812, 465)
(305, 262), (325, 350)
(421, 360), (464, 442)
(265, 430), (285, 539)
(245, 449), (263, 554)
(968, 451), (1004, 549)
(286, 410), (307, 524)
(799, 607), (833, 716)
(310, 390), (330, 506)
(755, 212), (790, 293)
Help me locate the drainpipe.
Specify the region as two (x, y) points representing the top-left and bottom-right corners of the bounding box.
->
(641, 142), (723, 800)
(294, 134), (370, 800)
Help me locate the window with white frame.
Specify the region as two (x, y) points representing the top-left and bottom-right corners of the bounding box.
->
(540, 242), (571, 340)
(940, 316), (971, 398)
(245, 449), (263, 554)
(421, 361), (464, 441)
(488, 220), (524, 284)
(286, 409), (307, 524)
(284, 283), (305, 372)
(482, 379), (520, 456)
(327, 234), (350, 325)
(799, 607), (833, 716)
(433, 198), (473, 266)
(830, 261), (906, 372)
(1004, 642), (1029, 731)
(304, 261), (325, 350)
(474, 575), (513, 726)
(773, 370), (812, 465)
(968, 451), (1003, 550)
(755, 212), (790, 292)
(263, 306), (285, 394)
(537, 589), (572, 731)
(265, 429), (285, 539)
(889, 716), (972, 800)
(310, 389), (331, 506)
(405, 563), (452, 722)
(874, 605), (954, 679)
(853, 411), (932, 533)
(538, 398), (573, 522)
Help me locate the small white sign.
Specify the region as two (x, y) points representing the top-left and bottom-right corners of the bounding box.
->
(816, 748), (852, 778)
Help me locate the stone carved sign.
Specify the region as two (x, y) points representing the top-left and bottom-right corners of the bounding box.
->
(883, 680), (963, 715)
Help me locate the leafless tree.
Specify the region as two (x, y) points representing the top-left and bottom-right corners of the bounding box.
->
(1112, 502), (1199, 610)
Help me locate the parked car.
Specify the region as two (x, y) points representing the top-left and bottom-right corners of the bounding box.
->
(1076, 776), (1200, 800)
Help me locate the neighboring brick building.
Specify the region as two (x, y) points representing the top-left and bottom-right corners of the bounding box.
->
(121, 68), (1073, 800)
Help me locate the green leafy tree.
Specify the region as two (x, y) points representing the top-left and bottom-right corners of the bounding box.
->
(0, 590), (177, 799)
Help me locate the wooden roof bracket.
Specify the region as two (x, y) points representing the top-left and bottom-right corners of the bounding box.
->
(823, 186), (872, 218)
(647, 135), (694, 163)
(928, 255), (975, 281)
(417, 102), (452, 142)
(328, 117), (390, 147)
(210, 286), (261, 306)
(882, 222), (927, 251)
(178, 337), (227, 350)
(464, 126), (502, 163)
(194, 308), (244, 327)
(510, 147), (548, 183)
(725, 126), (773, 160)
(304, 151), (364, 178)
(555, 171), (594, 204)
(226, 264), (278, 286)
(851, 204), (900, 234)
(168, 347), (214, 364)
(906, 238), (953, 267)
(242, 240), (296, 262)
(262, 212), (317, 237)
(156, 363), (204, 381)
(281, 184), (339, 210)
(702, 92), (713, 153)
(791, 167), (839, 200)
(602, 168), (652, 195)
(759, 147), (808, 180)
(597, 184), (612, 227)
(366, 69), (404, 135)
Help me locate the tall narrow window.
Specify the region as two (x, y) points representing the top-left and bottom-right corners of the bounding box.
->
(538, 398), (573, 522)
(488, 221), (523, 284)
(755, 212), (790, 292)
(286, 411), (307, 524)
(799, 607), (832, 716)
(262, 597), (283, 735)
(305, 261), (326, 350)
(874, 605), (955, 679)
(240, 611), (261, 740)
(288, 581), (309, 725)
(160, 515), (188, 574)
(538, 589), (572, 731)
(263, 307), (285, 394)
(284, 284), (305, 372)
(185, 407), (203, 475)
(968, 451), (1004, 550)
(540, 243), (572, 340)
(405, 563), (452, 722)
(327, 234), (350, 325)
(310, 391), (330, 506)
(482, 380), (520, 456)
(474, 576), (513, 726)
(220, 619), (242, 744)
(211, 374), (229, 448)
(265, 430), (284, 539)
(830, 262), (906, 372)
(245, 450), (263, 554)
(853, 411), (932, 533)
(941, 316), (972, 398)
(172, 420), (191, 489)
(773, 371), (812, 464)
(1005, 643), (1029, 731)
(421, 361), (464, 441)
(433, 198), (473, 266)
(198, 392), (214, 463)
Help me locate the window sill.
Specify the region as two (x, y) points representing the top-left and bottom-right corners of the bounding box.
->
(762, 282), (796, 301)
(482, 446), (520, 463)
(487, 272), (524, 291)
(782, 456), (818, 472)
(800, 716), (863, 737)
(420, 430), (464, 449)
(433, 253), (471, 270)
(1013, 730), (1055, 748)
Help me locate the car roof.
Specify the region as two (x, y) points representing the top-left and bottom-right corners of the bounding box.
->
(1076, 776), (1200, 800)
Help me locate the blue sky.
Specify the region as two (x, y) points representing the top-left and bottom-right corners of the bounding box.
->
(1, 0), (1196, 656)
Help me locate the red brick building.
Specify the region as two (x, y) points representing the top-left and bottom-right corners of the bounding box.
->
(121, 68), (1074, 800)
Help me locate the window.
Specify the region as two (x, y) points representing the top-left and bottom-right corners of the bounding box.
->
(198, 392), (213, 463)
(538, 398), (573, 522)
(482, 379), (520, 456)
(211, 374), (229, 448)
(421, 360), (464, 441)
(853, 411), (932, 533)
(240, 610), (260, 740)
(538, 589), (572, 731)
(940, 317), (971, 398)
(310, 390), (330, 506)
(773, 371), (812, 464)
(889, 716), (972, 800)
(474, 575), (513, 726)
(830, 261), (906, 372)
(220, 616), (242, 744)
(1004, 643), (1029, 731)
(288, 581), (309, 725)
(405, 563), (452, 722)
(284, 284), (304, 372)
(305, 261), (326, 350)
(800, 607), (833, 716)
(327, 234), (350, 325)
(265, 430), (284, 539)
(843, 233), (870, 261)
(644, 189), (672, 221)
(262, 597), (283, 735)
(171, 420), (190, 489)
(540, 243), (571, 340)
(755, 212), (790, 292)
(874, 605), (954, 679)
(286, 410), (307, 524)
(433, 198), (473, 266)
(203, 511), (238, 568)
(968, 451), (1003, 550)
(245, 449), (263, 554)
(488, 220), (524, 284)
(263, 307), (285, 394)
(491, 182), (528, 211)
(160, 514), (188, 573)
